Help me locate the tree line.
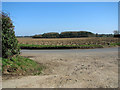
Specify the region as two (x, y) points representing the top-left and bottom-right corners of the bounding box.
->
(32, 31), (115, 38)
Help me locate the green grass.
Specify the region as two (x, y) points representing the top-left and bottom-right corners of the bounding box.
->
(19, 44), (104, 49)
(18, 42), (120, 49)
(0, 57), (2, 70)
(110, 43), (120, 46)
(2, 56), (44, 76)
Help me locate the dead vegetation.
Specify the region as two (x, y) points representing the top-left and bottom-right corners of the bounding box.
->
(17, 37), (118, 46)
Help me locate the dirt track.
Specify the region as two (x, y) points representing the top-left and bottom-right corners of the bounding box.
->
(2, 47), (118, 88)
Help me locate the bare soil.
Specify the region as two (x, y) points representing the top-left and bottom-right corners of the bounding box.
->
(17, 37), (118, 46)
(2, 48), (118, 88)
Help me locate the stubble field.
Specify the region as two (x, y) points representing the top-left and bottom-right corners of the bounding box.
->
(17, 37), (118, 46)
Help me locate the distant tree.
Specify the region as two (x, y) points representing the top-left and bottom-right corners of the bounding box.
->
(2, 12), (20, 58)
(113, 30), (120, 38)
(32, 34), (43, 38)
(60, 32), (78, 38)
(60, 31), (95, 38)
(113, 30), (119, 35)
(95, 33), (98, 37)
(32, 31), (96, 38)
(42, 32), (59, 38)
(77, 31), (94, 37)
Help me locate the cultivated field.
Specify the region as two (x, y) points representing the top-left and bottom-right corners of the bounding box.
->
(17, 37), (118, 46)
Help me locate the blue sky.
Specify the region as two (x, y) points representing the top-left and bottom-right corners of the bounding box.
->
(2, 2), (118, 36)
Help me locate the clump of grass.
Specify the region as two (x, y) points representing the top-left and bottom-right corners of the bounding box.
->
(2, 56), (44, 76)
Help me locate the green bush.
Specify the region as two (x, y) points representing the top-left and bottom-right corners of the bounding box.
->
(2, 12), (20, 58)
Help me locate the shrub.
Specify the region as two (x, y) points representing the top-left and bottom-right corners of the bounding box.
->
(2, 12), (20, 58)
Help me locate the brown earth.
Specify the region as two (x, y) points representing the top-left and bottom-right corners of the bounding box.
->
(2, 47), (118, 88)
(17, 37), (118, 46)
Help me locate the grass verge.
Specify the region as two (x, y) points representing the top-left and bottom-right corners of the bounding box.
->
(2, 56), (44, 78)
(19, 44), (104, 49)
(110, 43), (120, 46)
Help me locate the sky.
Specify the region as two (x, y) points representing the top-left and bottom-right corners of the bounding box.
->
(2, 0), (120, 2)
(2, 2), (118, 36)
